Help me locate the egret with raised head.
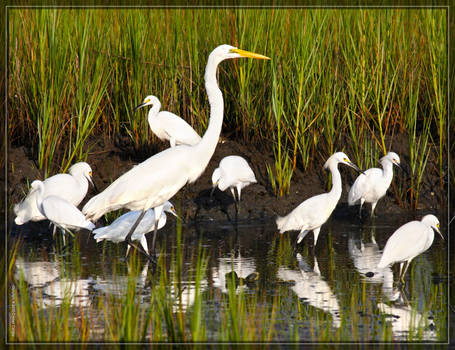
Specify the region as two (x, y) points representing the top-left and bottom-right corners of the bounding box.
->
(276, 152), (362, 246)
(82, 45), (270, 260)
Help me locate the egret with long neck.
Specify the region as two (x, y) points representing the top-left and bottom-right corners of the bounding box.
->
(82, 45), (269, 260)
(276, 152), (362, 246)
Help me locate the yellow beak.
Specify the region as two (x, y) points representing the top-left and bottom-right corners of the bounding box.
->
(230, 48), (270, 60)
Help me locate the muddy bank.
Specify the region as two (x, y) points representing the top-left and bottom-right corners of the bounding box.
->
(6, 134), (445, 230)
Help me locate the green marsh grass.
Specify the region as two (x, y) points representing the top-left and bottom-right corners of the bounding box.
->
(8, 8), (447, 207)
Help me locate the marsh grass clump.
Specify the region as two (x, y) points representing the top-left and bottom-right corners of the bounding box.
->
(8, 8), (447, 207)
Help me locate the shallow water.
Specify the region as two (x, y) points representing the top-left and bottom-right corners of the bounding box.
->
(8, 210), (448, 343)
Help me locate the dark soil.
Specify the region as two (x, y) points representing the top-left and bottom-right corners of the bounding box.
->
(6, 133), (445, 231)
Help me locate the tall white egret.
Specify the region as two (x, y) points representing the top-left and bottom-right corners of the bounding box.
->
(82, 45), (269, 260)
(14, 162), (94, 225)
(92, 201), (177, 256)
(348, 151), (402, 217)
(211, 155), (257, 216)
(134, 95), (201, 148)
(276, 152), (362, 246)
(377, 214), (443, 282)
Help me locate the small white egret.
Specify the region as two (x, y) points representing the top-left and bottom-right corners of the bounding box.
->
(82, 45), (269, 260)
(31, 180), (95, 243)
(92, 201), (177, 256)
(134, 95), (202, 148)
(276, 152), (362, 246)
(348, 151), (402, 217)
(377, 214), (443, 282)
(211, 155), (257, 216)
(14, 162), (94, 225)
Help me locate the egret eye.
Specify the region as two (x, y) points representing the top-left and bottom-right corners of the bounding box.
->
(145, 99), (150, 103)
(171, 206), (175, 211)
(89, 171), (92, 176)
(437, 223), (440, 228)
(343, 158), (349, 162)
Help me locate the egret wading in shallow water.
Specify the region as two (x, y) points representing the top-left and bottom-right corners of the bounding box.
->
(377, 214), (443, 283)
(31, 180), (95, 244)
(14, 162), (94, 225)
(276, 152), (362, 246)
(93, 202), (177, 256)
(211, 155), (257, 217)
(134, 95), (201, 148)
(82, 45), (270, 261)
(348, 151), (402, 217)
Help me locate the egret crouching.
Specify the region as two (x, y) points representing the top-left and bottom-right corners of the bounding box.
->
(134, 95), (201, 148)
(276, 152), (362, 247)
(377, 214), (443, 283)
(31, 180), (95, 244)
(93, 202), (177, 257)
(82, 45), (270, 260)
(348, 152), (402, 217)
(14, 162), (94, 225)
(211, 155), (257, 217)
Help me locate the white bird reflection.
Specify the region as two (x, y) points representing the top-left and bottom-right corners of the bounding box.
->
(170, 279), (209, 313)
(92, 262), (149, 297)
(14, 257), (60, 287)
(377, 289), (436, 341)
(348, 230), (394, 284)
(42, 278), (92, 308)
(211, 251), (257, 294)
(277, 254), (341, 328)
(14, 256), (92, 308)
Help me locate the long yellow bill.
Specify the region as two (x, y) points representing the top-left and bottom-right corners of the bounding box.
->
(230, 48), (270, 60)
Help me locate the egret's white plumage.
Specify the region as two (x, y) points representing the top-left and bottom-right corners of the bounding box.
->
(31, 180), (95, 235)
(92, 202), (177, 256)
(134, 95), (201, 148)
(82, 45), (269, 258)
(276, 152), (361, 246)
(377, 214), (442, 281)
(211, 155), (257, 202)
(14, 162), (94, 225)
(348, 151), (401, 216)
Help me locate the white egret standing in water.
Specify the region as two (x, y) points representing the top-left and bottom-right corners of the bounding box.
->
(31, 180), (95, 244)
(14, 162), (94, 225)
(92, 201), (177, 256)
(377, 214), (443, 282)
(276, 152), (362, 246)
(348, 151), (402, 217)
(134, 95), (201, 148)
(211, 155), (257, 217)
(82, 45), (270, 260)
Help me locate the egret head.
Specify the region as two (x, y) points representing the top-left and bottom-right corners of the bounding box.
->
(421, 214), (443, 240)
(30, 180), (44, 193)
(211, 168), (221, 187)
(381, 152), (402, 169)
(208, 44), (270, 63)
(69, 162), (95, 188)
(324, 152), (362, 173)
(134, 95), (160, 112)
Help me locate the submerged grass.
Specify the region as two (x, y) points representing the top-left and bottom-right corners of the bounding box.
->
(7, 8), (448, 207)
(6, 217), (448, 343)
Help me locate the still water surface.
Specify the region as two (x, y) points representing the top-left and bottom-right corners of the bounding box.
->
(10, 210), (448, 342)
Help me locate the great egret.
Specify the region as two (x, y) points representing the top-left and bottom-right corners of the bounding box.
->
(31, 180), (95, 243)
(211, 155), (257, 216)
(377, 214), (443, 282)
(134, 95), (202, 148)
(82, 45), (269, 260)
(92, 201), (177, 256)
(348, 152), (402, 217)
(276, 152), (362, 246)
(14, 162), (94, 225)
